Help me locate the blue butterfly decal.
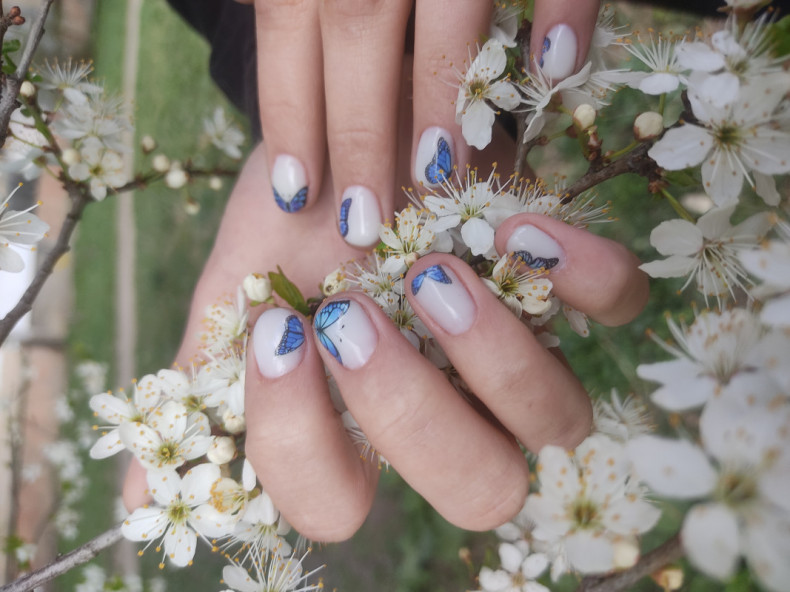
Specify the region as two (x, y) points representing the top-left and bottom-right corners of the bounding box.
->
(425, 137), (452, 185)
(314, 300), (350, 364)
(539, 36), (551, 68)
(275, 315), (305, 356)
(514, 250), (559, 270)
(339, 197), (352, 237)
(274, 186), (308, 213)
(411, 264), (452, 295)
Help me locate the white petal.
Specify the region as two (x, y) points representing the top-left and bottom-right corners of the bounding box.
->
(743, 509), (790, 592)
(0, 244), (24, 273)
(478, 567), (511, 591)
(89, 393), (134, 423)
(462, 101), (496, 150)
(489, 80), (521, 110)
(636, 358), (700, 385)
(648, 125), (711, 170)
(522, 553), (550, 579)
(696, 204), (736, 239)
(741, 128), (790, 175)
(754, 172), (780, 206)
(602, 496), (661, 536)
(498, 542), (524, 574)
(242, 458), (257, 491)
(639, 73), (680, 95)
(149, 400), (188, 441)
(536, 445), (580, 499)
(223, 565), (258, 592)
(147, 470), (181, 506)
(650, 374), (717, 411)
(524, 495), (571, 540)
(649, 218), (703, 256)
(565, 531), (614, 573)
(681, 503), (740, 580)
(675, 41), (726, 72)
(460, 217), (495, 256)
(191, 503), (236, 538)
(627, 436), (716, 498)
(181, 463), (221, 505)
(701, 152), (743, 206)
(122, 507), (168, 542)
(164, 523), (197, 567)
(694, 72), (740, 109)
(762, 295), (790, 327)
(89, 430), (125, 459)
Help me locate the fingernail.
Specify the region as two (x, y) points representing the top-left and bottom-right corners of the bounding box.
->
(410, 264), (475, 335)
(340, 186), (382, 248)
(537, 24), (577, 81)
(415, 127), (454, 188)
(253, 308), (306, 378)
(506, 224), (565, 271)
(314, 299), (377, 370)
(271, 154), (308, 213)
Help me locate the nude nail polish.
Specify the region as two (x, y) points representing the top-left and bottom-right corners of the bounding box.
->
(415, 127), (454, 188)
(410, 264), (475, 335)
(506, 224), (565, 271)
(253, 308), (306, 378)
(340, 186), (382, 248)
(314, 299), (377, 370)
(538, 24), (578, 81)
(271, 154), (308, 213)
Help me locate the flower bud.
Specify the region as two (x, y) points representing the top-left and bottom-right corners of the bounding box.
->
(208, 176), (223, 191)
(243, 273), (272, 303)
(165, 165), (188, 189)
(8, 6), (21, 17)
(634, 111), (664, 141)
(61, 148), (80, 167)
(151, 154), (170, 173)
(11, 15), (25, 25)
(207, 436), (236, 465)
(184, 196), (200, 215)
(651, 567), (683, 591)
(140, 135), (157, 154)
(222, 408), (246, 434)
(19, 80), (35, 98)
(573, 103), (596, 131)
(322, 267), (348, 296)
(403, 252), (419, 268)
(612, 540), (639, 569)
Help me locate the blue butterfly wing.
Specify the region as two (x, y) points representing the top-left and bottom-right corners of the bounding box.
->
(318, 330), (342, 364)
(411, 272), (426, 295)
(275, 315), (305, 356)
(514, 250), (558, 270)
(425, 137), (452, 184)
(539, 36), (551, 68)
(411, 265), (452, 295)
(315, 300), (350, 364)
(339, 198), (352, 237)
(273, 186), (308, 213)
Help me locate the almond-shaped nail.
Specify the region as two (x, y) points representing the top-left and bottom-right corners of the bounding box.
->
(537, 24), (577, 81)
(340, 186), (382, 248)
(505, 224), (565, 271)
(410, 264), (475, 335)
(253, 308), (306, 378)
(415, 127), (454, 188)
(314, 300), (377, 370)
(272, 154), (308, 213)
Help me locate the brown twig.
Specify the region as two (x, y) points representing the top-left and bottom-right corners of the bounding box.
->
(562, 142), (657, 202)
(577, 534), (684, 592)
(0, 525), (124, 592)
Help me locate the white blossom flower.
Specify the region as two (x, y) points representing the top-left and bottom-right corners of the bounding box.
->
(593, 390), (653, 443)
(524, 435), (660, 575)
(342, 410), (389, 468)
(195, 346), (246, 416)
(0, 183), (49, 273)
(54, 94), (132, 153)
(242, 273), (272, 303)
(37, 58), (102, 108)
(622, 34), (686, 95)
(739, 222), (790, 326)
(379, 205), (442, 275)
(344, 253), (401, 306)
(489, 2), (521, 48)
(221, 553), (323, 592)
(639, 205), (773, 305)
(229, 492), (292, 562)
(201, 287), (249, 351)
(456, 39), (521, 149)
(68, 136), (126, 201)
(473, 541), (550, 592)
(203, 107), (245, 160)
(122, 464), (235, 567)
(483, 256), (553, 317)
(0, 110), (49, 180)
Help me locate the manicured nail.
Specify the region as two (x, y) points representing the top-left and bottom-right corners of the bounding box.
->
(415, 127), (454, 187)
(340, 186), (382, 248)
(271, 154), (308, 213)
(410, 264), (475, 335)
(253, 308), (306, 378)
(506, 224), (565, 271)
(537, 24), (577, 81)
(314, 299), (377, 370)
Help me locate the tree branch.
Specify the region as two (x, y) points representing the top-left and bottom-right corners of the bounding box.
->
(562, 142), (657, 202)
(577, 534), (684, 592)
(0, 525), (124, 592)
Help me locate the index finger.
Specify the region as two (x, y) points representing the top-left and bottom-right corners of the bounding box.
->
(530, 0), (601, 81)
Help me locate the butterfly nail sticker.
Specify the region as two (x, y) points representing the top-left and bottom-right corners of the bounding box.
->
(275, 315), (305, 356)
(411, 264), (452, 295)
(339, 197), (352, 237)
(274, 186), (308, 213)
(539, 36), (551, 68)
(314, 300), (350, 364)
(514, 250), (559, 270)
(425, 137), (452, 185)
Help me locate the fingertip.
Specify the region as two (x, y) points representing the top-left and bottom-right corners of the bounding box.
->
(122, 457), (151, 512)
(530, 0), (601, 81)
(339, 185), (384, 249)
(271, 154), (313, 214)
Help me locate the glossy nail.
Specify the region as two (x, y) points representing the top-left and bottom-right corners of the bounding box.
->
(253, 308), (306, 378)
(314, 300), (377, 370)
(340, 186), (382, 248)
(411, 264), (475, 335)
(505, 224), (565, 271)
(538, 24), (577, 81)
(415, 127), (454, 188)
(272, 154), (308, 213)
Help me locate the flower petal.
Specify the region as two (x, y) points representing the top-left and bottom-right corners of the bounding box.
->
(682, 503), (739, 580)
(627, 435), (716, 498)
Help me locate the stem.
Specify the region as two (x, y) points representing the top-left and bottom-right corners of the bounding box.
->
(606, 140), (639, 161)
(660, 188), (695, 223)
(0, 525), (124, 592)
(658, 93), (666, 116)
(562, 142), (655, 201)
(577, 534), (684, 592)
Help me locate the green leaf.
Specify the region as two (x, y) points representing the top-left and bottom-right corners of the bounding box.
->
(268, 266), (310, 316)
(663, 168), (700, 188)
(770, 16), (790, 58)
(2, 38), (21, 55)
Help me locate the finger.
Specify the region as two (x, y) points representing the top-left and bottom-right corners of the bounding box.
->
(406, 254), (592, 452)
(412, 0), (493, 187)
(319, 0), (412, 248)
(255, 0), (325, 214)
(530, 0), (600, 81)
(495, 213), (649, 326)
(312, 294), (529, 531)
(122, 457), (151, 511)
(245, 307), (378, 542)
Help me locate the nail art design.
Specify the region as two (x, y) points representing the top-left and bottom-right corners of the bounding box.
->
(411, 264), (452, 295)
(339, 198), (352, 237)
(505, 224), (566, 271)
(513, 250), (559, 271)
(276, 315), (305, 355)
(537, 24), (577, 81)
(314, 300), (351, 364)
(539, 36), (551, 68)
(425, 137), (452, 185)
(253, 308), (306, 378)
(415, 127), (454, 188)
(271, 154), (308, 213)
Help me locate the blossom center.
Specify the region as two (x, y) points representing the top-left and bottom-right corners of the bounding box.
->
(713, 124), (742, 149)
(715, 469), (757, 508)
(156, 441), (181, 465)
(571, 498), (601, 529)
(167, 500), (190, 525)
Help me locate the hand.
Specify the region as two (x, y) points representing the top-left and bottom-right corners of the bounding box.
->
(253, 0), (601, 247)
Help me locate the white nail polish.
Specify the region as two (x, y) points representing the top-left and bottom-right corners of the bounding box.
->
(410, 265), (475, 335)
(272, 154), (308, 213)
(537, 24), (577, 81)
(415, 127), (454, 188)
(506, 224), (565, 271)
(253, 308), (306, 378)
(340, 186), (382, 248)
(314, 300), (377, 370)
